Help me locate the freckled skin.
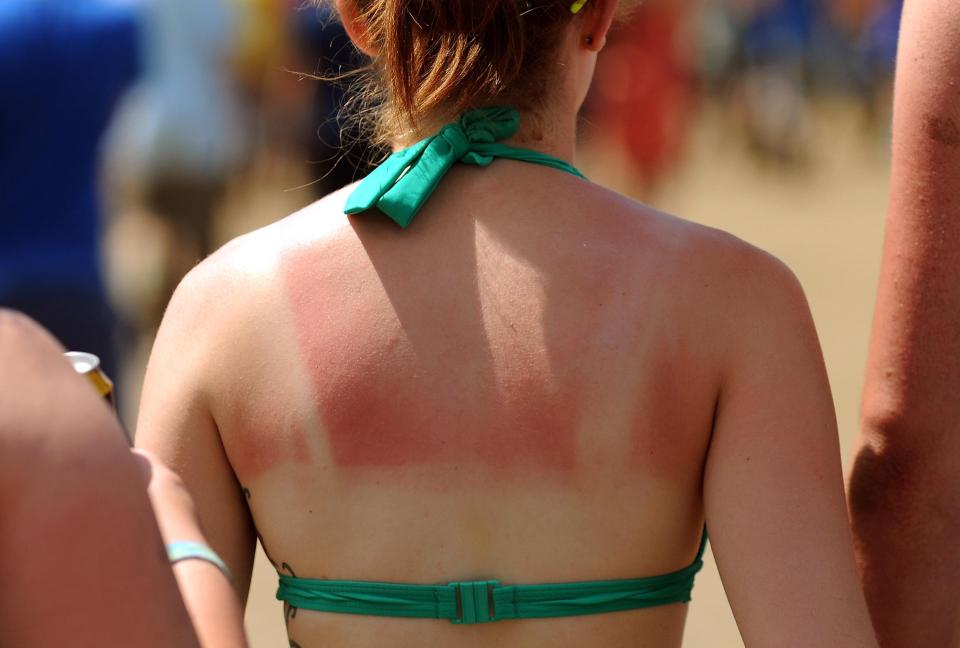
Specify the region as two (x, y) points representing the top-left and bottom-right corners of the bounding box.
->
(852, 2), (960, 645)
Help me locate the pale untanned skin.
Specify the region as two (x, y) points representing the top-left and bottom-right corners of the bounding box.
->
(0, 311), (200, 648)
(850, 1), (960, 645)
(137, 1), (876, 646)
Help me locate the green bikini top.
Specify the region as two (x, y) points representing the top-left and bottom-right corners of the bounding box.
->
(344, 106), (586, 228)
(276, 531), (707, 625)
(275, 107), (707, 625)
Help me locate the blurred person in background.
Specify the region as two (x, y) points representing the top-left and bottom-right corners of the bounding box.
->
(736, 0), (816, 163)
(850, 0), (960, 645)
(694, 0), (742, 96)
(696, 0), (901, 161)
(231, 0), (288, 100)
(107, 0), (247, 330)
(859, 0), (902, 111)
(849, 0), (902, 125)
(0, 0), (142, 380)
(809, 0), (901, 125)
(585, 0), (696, 196)
(229, 0), (302, 159)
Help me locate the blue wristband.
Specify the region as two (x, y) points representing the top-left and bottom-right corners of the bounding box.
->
(166, 541), (233, 583)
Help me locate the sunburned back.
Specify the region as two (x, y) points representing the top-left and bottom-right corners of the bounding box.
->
(208, 161), (727, 647)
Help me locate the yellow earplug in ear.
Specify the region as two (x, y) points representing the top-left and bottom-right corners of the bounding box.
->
(570, 0), (588, 14)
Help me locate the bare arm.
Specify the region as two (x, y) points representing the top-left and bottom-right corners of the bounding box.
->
(135, 260), (255, 647)
(0, 311), (200, 648)
(704, 251), (876, 647)
(134, 449), (249, 648)
(849, 2), (960, 645)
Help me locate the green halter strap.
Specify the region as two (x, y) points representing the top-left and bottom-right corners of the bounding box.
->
(344, 106), (586, 228)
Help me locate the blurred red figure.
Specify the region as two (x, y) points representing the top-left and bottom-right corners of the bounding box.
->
(587, 1), (695, 195)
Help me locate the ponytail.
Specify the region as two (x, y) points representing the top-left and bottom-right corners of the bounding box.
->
(347, 0), (574, 142)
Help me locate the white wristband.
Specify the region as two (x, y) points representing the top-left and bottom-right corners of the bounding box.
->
(166, 541), (233, 583)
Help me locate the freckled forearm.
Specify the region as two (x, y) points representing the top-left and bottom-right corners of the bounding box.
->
(888, 0), (960, 208)
(867, 184), (960, 425)
(853, 3), (960, 645)
(864, 0), (960, 438)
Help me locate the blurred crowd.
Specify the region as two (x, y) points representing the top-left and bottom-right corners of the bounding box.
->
(587, 0), (902, 193)
(0, 0), (902, 411)
(0, 0), (372, 411)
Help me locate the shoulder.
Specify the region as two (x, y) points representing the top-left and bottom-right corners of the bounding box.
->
(664, 214), (817, 370)
(580, 181), (804, 303)
(577, 184), (813, 363)
(159, 185), (357, 338)
(666, 210), (811, 336)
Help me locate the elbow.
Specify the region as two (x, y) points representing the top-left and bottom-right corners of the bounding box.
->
(848, 440), (914, 521)
(852, 400), (928, 518)
(851, 404), (960, 521)
(861, 389), (960, 454)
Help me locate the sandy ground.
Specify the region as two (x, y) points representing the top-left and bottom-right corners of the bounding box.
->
(118, 99), (891, 646)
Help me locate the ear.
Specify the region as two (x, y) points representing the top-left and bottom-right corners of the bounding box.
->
(335, 0), (378, 56)
(578, 0), (618, 52)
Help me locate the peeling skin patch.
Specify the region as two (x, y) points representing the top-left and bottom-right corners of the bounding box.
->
(924, 114), (960, 148)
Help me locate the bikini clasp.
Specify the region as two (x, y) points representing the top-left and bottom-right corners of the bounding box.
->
(449, 580), (499, 624)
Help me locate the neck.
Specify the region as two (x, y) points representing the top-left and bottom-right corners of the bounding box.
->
(506, 103), (579, 165)
(391, 102), (580, 166)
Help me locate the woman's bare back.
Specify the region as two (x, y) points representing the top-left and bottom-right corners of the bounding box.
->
(138, 149), (876, 646)
(188, 162), (746, 646)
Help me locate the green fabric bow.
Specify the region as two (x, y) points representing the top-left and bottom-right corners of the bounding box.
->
(344, 106), (585, 228)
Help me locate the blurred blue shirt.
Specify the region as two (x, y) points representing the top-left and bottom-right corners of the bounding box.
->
(743, 0), (818, 62)
(0, 0), (141, 295)
(866, 0), (903, 73)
